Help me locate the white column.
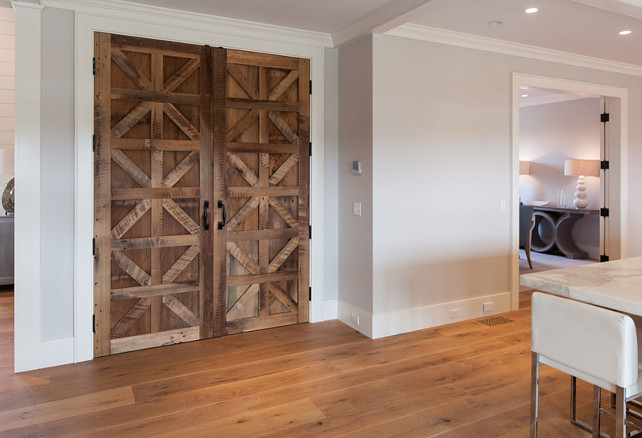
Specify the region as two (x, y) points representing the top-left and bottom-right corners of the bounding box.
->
(12, 0), (44, 372)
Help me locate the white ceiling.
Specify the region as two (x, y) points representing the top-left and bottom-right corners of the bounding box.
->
(115, 0), (642, 66)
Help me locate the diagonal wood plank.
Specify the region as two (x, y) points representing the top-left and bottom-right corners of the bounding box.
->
(163, 199), (200, 234)
(268, 198), (298, 228)
(163, 58), (200, 92)
(163, 103), (201, 141)
(227, 153), (259, 187)
(227, 242), (260, 275)
(111, 199), (152, 239)
(268, 70), (299, 101)
(269, 283), (297, 312)
(227, 64), (259, 100)
(110, 297), (152, 337)
(112, 250), (152, 286)
(268, 237), (299, 273)
(227, 109), (259, 142)
(268, 111), (299, 144)
(163, 294), (199, 326)
(226, 284), (260, 320)
(163, 152), (199, 188)
(111, 102), (152, 138)
(226, 197), (260, 231)
(111, 150), (151, 188)
(269, 154), (299, 186)
(163, 245), (199, 284)
(111, 49), (152, 90)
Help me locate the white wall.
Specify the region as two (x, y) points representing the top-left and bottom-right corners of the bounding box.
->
(337, 35), (374, 334)
(40, 7), (74, 339)
(520, 98), (601, 259)
(323, 47), (338, 315)
(335, 33), (642, 339)
(0, 4), (14, 215)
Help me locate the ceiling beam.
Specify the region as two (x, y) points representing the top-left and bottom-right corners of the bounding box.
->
(331, 0), (453, 48)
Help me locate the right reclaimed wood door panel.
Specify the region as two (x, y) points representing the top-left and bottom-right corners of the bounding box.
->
(223, 50), (310, 334)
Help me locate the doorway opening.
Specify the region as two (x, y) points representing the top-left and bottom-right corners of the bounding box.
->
(510, 73), (629, 310)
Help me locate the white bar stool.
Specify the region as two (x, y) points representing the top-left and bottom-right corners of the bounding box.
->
(530, 292), (642, 438)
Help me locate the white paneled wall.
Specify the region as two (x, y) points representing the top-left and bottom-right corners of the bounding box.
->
(0, 6), (14, 215)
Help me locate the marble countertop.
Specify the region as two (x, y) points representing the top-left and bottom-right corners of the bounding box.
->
(520, 257), (642, 316)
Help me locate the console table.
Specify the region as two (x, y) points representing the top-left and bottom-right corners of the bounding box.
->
(0, 215), (13, 285)
(530, 206), (598, 260)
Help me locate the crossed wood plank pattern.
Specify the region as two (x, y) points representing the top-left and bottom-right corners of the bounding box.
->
(107, 46), (202, 341)
(223, 58), (306, 328)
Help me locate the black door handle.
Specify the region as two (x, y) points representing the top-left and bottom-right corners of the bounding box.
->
(217, 200), (226, 230)
(203, 200), (210, 230)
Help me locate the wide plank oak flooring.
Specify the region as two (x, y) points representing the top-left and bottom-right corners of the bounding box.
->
(0, 288), (597, 437)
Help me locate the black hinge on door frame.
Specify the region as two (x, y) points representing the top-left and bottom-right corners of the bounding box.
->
(309, 142), (312, 157)
(92, 238), (96, 256)
(601, 160), (609, 170)
(309, 224), (312, 239)
(309, 80), (312, 94)
(309, 287), (312, 301)
(600, 208), (610, 217)
(92, 314), (96, 333)
(93, 134), (96, 153)
(92, 57), (96, 75)
(601, 112), (610, 123)
(600, 255), (610, 262)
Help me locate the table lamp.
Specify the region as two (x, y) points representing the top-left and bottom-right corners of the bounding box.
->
(564, 159), (600, 209)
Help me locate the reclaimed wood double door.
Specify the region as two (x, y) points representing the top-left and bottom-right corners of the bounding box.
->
(94, 33), (309, 356)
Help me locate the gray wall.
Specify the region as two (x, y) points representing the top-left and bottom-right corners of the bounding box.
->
(338, 35), (373, 313)
(323, 47), (339, 302)
(40, 7), (75, 339)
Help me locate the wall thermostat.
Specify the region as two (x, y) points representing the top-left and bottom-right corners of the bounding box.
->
(351, 160), (362, 175)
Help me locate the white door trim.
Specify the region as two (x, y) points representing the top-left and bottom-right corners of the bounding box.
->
(510, 73), (629, 310)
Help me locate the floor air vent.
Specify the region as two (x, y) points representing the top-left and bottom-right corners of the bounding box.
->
(478, 316), (513, 327)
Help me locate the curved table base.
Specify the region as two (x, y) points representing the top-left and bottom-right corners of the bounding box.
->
(530, 209), (595, 259)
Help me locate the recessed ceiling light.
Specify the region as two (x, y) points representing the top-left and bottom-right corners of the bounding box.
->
(488, 20), (503, 26)
(619, 30), (632, 35)
(525, 7), (539, 14)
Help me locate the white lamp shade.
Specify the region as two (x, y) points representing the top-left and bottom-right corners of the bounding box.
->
(564, 159), (600, 177)
(519, 161), (531, 175)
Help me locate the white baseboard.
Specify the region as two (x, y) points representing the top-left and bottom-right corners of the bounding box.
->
(372, 292), (512, 339)
(337, 300), (373, 338)
(38, 337), (75, 369)
(323, 299), (338, 320)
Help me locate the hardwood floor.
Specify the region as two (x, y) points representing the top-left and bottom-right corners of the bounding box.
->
(1, 287), (598, 437)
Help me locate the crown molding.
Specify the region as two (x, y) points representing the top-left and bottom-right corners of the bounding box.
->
(40, 0), (333, 48)
(386, 24), (642, 77)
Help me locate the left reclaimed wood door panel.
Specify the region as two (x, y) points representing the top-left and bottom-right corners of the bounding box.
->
(94, 33), (220, 356)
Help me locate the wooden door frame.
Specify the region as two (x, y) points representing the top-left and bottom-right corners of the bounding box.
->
(510, 73), (629, 311)
(67, 13), (328, 365)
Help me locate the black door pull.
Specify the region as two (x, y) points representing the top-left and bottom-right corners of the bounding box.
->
(217, 200), (226, 230)
(203, 200), (210, 230)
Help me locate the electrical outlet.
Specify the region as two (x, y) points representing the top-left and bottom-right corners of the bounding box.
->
(449, 308), (460, 319)
(353, 202), (362, 216)
(483, 302), (494, 313)
(351, 313), (360, 326)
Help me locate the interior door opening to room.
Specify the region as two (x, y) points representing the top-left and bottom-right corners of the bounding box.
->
(511, 73), (627, 311)
(94, 32), (310, 356)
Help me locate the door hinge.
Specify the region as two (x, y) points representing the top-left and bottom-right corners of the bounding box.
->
(309, 142), (312, 157)
(309, 80), (312, 94)
(600, 208), (610, 217)
(92, 314), (96, 333)
(309, 287), (312, 301)
(600, 255), (610, 262)
(93, 134), (96, 152)
(92, 57), (96, 75)
(601, 160), (609, 170)
(92, 238), (96, 256)
(601, 113), (610, 123)
(309, 224), (312, 238)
